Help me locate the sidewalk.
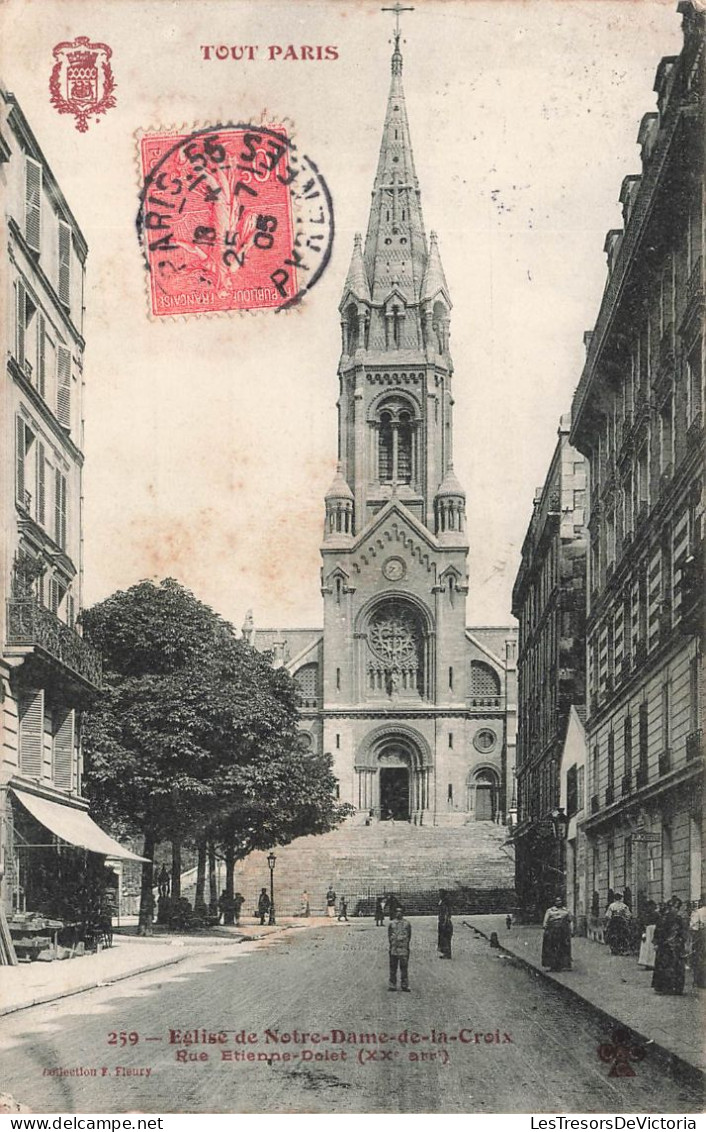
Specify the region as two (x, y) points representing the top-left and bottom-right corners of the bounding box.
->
(0, 916), (320, 1018)
(466, 914), (705, 1080)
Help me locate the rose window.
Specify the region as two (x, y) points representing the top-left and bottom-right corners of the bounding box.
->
(367, 602), (424, 695)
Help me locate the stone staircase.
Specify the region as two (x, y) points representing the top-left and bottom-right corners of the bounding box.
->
(234, 821), (516, 916)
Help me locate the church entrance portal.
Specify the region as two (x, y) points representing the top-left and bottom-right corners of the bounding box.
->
(380, 767), (410, 821)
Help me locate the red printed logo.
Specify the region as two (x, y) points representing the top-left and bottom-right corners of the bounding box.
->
(50, 37), (117, 133)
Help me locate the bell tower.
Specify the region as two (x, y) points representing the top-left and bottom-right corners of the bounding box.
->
(325, 14), (465, 540)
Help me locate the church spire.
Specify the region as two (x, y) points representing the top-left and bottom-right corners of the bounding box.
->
(363, 13), (427, 307)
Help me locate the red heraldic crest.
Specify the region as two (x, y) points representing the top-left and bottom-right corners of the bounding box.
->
(49, 37), (116, 132)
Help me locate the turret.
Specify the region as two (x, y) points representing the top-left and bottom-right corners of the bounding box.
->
(434, 466), (467, 544)
(324, 463), (355, 541)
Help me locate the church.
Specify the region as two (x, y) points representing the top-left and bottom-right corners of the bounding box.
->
(250, 23), (518, 836)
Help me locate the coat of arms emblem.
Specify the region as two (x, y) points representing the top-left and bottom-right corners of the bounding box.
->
(49, 36), (116, 132)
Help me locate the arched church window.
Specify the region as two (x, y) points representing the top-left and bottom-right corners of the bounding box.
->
(397, 411), (412, 483)
(293, 663), (319, 709)
(470, 661), (501, 701)
(366, 599), (426, 697)
(376, 397), (417, 486)
(379, 411), (394, 482)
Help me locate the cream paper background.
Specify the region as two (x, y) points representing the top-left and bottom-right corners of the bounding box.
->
(0, 0), (684, 635)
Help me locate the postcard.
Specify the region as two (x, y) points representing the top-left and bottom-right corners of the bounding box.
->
(0, 0), (703, 1118)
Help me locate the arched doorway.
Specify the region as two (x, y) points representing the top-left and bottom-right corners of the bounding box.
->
(468, 768), (499, 821)
(355, 727), (432, 823)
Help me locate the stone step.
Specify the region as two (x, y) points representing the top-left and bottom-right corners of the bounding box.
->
(234, 821), (515, 915)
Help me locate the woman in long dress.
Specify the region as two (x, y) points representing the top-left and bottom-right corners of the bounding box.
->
(637, 900), (658, 969)
(690, 897), (706, 988)
(604, 892), (632, 955)
(652, 897), (687, 994)
(437, 893), (453, 959)
(541, 896), (572, 971)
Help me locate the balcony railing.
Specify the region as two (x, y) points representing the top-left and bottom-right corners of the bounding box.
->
(470, 695), (503, 711)
(686, 729), (703, 761)
(6, 599), (102, 689)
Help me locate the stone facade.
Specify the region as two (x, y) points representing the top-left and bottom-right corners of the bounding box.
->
(511, 415), (588, 918)
(253, 36), (517, 829)
(0, 90), (102, 914)
(570, 2), (704, 928)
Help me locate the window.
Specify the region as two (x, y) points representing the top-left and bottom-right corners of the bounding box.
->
(577, 766), (585, 812)
(19, 690), (44, 777)
(58, 221), (71, 308)
(566, 765), (578, 818)
(687, 343), (703, 424)
(25, 156), (42, 253)
(448, 732), (453, 749)
(52, 707), (74, 790)
(661, 682), (670, 753)
(54, 469), (67, 549)
(638, 700), (649, 776)
(57, 345), (72, 430)
(624, 714), (633, 780)
(293, 663), (318, 709)
(470, 662), (501, 698)
(16, 417), (35, 510)
(659, 394), (673, 474)
(607, 730), (615, 790)
(376, 398), (416, 485)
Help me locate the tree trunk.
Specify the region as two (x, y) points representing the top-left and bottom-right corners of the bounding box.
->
(223, 842), (236, 925)
(208, 841), (218, 913)
(194, 840), (207, 913)
(137, 830), (155, 936)
(171, 836), (181, 902)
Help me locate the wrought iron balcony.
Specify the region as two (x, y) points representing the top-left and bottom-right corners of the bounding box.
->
(6, 599), (102, 689)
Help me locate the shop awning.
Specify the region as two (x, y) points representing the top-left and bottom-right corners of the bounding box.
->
(11, 789), (148, 861)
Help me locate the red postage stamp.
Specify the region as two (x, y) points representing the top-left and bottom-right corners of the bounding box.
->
(137, 125), (333, 316)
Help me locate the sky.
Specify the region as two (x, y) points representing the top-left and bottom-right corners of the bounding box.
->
(0, 0), (685, 632)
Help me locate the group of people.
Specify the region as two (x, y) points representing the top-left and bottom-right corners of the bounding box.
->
(386, 893), (455, 991)
(540, 891), (706, 995)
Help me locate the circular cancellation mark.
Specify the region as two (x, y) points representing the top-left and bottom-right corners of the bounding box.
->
(136, 123), (334, 316)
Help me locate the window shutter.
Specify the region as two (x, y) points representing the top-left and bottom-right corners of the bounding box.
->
(19, 690), (44, 777)
(25, 157), (42, 252)
(15, 280), (25, 367)
(58, 221), (71, 307)
(36, 441), (46, 525)
(54, 470), (67, 548)
(57, 345), (71, 429)
(36, 312), (46, 396)
(53, 708), (74, 790)
(49, 577), (59, 613)
(16, 417), (26, 505)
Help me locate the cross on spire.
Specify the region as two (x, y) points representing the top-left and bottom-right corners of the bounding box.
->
(382, 3), (414, 51)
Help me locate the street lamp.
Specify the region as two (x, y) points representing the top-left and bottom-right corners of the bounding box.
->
(550, 808), (569, 900)
(267, 852), (276, 926)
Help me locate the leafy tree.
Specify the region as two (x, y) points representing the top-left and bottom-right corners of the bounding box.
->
(81, 579), (349, 931)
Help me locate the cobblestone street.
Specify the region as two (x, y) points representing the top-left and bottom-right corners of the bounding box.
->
(1, 919), (702, 1114)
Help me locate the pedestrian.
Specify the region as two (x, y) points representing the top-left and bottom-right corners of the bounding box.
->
(541, 895), (572, 971)
(257, 887), (271, 926)
(506, 913), (513, 931)
(157, 865), (171, 899)
(690, 895), (706, 988)
(637, 899), (658, 969)
(233, 892), (245, 926)
(374, 896), (385, 927)
(388, 906), (411, 992)
(326, 885), (337, 919)
(604, 891), (632, 955)
(437, 892), (453, 959)
(337, 896), (349, 922)
(652, 896), (687, 995)
(301, 890), (310, 917)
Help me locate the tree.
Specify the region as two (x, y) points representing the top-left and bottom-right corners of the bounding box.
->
(81, 579), (349, 931)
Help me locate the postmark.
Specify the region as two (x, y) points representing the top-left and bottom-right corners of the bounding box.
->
(137, 124), (334, 316)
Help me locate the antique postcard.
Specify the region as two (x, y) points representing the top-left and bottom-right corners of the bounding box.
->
(0, 0), (703, 1120)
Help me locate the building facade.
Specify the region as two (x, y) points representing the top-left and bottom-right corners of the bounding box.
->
(0, 92), (132, 920)
(570, 1), (704, 927)
(511, 415), (588, 919)
(252, 33), (517, 829)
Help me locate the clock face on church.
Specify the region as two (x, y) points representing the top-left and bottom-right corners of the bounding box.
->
(382, 556), (407, 582)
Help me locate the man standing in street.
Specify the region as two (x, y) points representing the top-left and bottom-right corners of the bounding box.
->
(388, 906), (412, 991)
(326, 885), (337, 919)
(257, 887), (271, 926)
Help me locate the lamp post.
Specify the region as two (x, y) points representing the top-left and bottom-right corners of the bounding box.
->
(267, 852), (276, 925)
